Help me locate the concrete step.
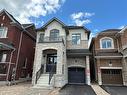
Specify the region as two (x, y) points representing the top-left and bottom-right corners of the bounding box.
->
(36, 74), (53, 89)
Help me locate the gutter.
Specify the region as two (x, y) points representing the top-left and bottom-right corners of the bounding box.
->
(15, 31), (23, 80)
(6, 49), (15, 82)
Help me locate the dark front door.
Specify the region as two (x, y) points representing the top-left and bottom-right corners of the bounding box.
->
(46, 54), (57, 73)
(101, 69), (123, 85)
(68, 67), (85, 84)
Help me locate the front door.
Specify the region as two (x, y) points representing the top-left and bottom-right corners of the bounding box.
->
(46, 54), (57, 73)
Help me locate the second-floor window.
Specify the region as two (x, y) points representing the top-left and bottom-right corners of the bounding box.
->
(39, 33), (44, 42)
(50, 29), (59, 40)
(0, 27), (7, 38)
(72, 33), (81, 45)
(100, 37), (114, 49)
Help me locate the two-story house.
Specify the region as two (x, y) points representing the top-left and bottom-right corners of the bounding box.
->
(117, 26), (127, 85)
(90, 29), (123, 85)
(0, 9), (36, 84)
(32, 18), (91, 88)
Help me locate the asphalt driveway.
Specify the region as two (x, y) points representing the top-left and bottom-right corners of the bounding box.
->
(101, 86), (127, 95)
(59, 84), (96, 95)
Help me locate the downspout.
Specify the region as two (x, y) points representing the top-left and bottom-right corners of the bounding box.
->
(6, 49), (15, 82)
(15, 30), (23, 80)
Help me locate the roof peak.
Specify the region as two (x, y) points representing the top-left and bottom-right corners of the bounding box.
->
(42, 17), (66, 28)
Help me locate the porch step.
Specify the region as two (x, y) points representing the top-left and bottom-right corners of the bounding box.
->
(35, 74), (53, 89)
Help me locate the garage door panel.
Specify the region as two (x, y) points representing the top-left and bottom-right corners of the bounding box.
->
(68, 67), (85, 84)
(101, 69), (123, 85)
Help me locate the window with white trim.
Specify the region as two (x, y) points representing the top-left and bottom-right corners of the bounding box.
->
(0, 27), (7, 38)
(72, 33), (81, 45)
(39, 33), (44, 42)
(100, 37), (114, 49)
(0, 53), (7, 62)
(50, 29), (59, 40)
(22, 58), (27, 68)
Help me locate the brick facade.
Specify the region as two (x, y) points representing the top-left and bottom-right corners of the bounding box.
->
(90, 29), (123, 85)
(0, 9), (36, 82)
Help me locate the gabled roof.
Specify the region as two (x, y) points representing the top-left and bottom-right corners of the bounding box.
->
(37, 17), (91, 38)
(0, 9), (36, 40)
(39, 17), (66, 30)
(0, 9), (23, 28)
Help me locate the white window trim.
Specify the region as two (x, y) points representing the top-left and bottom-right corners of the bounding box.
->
(100, 37), (114, 49)
(22, 58), (27, 68)
(0, 54), (7, 62)
(37, 32), (44, 43)
(72, 33), (81, 45)
(0, 27), (8, 38)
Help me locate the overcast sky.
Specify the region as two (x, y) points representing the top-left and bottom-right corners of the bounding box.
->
(0, 0), (127, 35)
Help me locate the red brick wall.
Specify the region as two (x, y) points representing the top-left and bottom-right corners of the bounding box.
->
(94, 34), (118, 51)
(0, 11), (36, 80)
(17, 29), (36, 78)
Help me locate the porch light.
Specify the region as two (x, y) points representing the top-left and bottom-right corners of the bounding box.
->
(109, 60), (112, 67)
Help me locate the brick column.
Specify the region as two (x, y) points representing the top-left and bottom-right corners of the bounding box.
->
(56, 49), (63, 74)
(86, 56), (90, 85)
(123, 57), (127, 85)
(97, 59), (102, 85)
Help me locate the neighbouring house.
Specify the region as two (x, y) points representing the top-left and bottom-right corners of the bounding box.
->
(90, 29), (124, 85)
(32, 17), (91, 88)
(0, 9), (36, 84)
(117, 26), (127, 85)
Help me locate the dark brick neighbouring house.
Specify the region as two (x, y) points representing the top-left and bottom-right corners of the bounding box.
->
(0, 9), (36, 83)
(90, 29), (123, 85)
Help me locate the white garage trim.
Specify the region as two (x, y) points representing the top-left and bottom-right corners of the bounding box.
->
(100, 67), (122, 69)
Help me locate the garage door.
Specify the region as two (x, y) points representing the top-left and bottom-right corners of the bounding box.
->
(68, 67), (85, 84)
(101, 69), (123, 85)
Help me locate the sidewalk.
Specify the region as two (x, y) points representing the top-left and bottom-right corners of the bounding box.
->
(91, 84), (110, 95)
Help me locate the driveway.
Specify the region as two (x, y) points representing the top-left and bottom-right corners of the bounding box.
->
(59, 84), (96, 95)
(101, 86), (127, 95)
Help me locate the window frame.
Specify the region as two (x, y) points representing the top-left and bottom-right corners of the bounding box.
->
(72, 33), (81, 45)
(0, 53), (7, 62)
(22, 58), (27, 69)
(0, 27), (8, 38)
(39, 33), (44, 42)
(50, 29), (59, 38)
(100, 37), (114, 49)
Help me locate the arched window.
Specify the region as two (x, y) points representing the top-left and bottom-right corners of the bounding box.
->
(50, 29), (59, 38)
(100, 37), (114, 49)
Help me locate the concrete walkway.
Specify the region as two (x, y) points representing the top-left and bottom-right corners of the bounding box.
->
(91, 84), (110, 95)
(48, 88), (60, 95)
